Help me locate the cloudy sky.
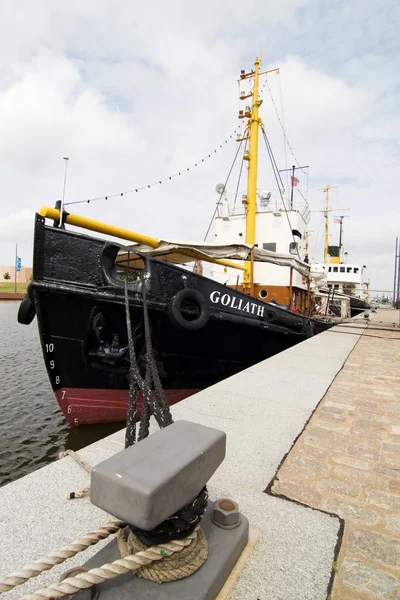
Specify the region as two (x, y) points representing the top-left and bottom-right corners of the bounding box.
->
(0, 0), (399, 295)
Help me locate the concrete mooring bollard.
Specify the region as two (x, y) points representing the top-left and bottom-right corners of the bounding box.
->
(70, 420), (249, 600)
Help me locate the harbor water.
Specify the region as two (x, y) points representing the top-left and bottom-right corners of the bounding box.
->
(0, 301), (123, 488)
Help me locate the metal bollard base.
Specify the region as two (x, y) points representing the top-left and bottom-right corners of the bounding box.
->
(71, 501), (249, 600)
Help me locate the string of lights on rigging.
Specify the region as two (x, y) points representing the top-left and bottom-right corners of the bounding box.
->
(65, 128), (239, 207)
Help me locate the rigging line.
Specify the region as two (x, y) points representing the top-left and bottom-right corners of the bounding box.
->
(203, 140), (244, 241)
(277, 71), (290, 194)
(262, 129), (301, 260)
(297, 187), (308, 203)
(261, 128), (285, 191)
(233, 137), (247, 211)
(264, 77), (307, 177)
(310, 215), (323, 263)
(65, 127), (238, 207)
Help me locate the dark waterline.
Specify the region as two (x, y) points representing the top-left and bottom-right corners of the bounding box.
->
(0, 301), (124, 488)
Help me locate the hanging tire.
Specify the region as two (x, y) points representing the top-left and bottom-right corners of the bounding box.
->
(168, 289), (209, 331)
(305, 321), (315, 338)
(18, 294), (36, 325)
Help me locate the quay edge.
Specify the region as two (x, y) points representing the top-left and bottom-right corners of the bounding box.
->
(0, 317), (370, 600)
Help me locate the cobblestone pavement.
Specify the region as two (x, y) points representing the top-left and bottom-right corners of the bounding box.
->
(271, 309), (400, 600)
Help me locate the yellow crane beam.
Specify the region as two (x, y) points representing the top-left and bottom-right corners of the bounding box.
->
(39, 206), (247, 273)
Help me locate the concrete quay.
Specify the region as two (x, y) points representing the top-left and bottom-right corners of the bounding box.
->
(0, 311), (387, 600)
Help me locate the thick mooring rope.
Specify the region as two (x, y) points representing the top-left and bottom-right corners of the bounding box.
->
(117, 523), (208, 583)
(58, 449), (93, 499)
(19, 525), (201, 600)
(0, 521), (126, 593)
(123, 277), (208, 546)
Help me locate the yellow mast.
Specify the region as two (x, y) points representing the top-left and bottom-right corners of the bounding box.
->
(241, 56), (262, 289)
(318, 185), (337, 263)
(244, 57), (261, 248)
(239, 57), (279, 290)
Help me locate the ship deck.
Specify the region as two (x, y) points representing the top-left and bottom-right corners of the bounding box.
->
(0, 308), (398, 599)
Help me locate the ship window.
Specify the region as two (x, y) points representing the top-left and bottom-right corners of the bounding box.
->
(354, 268), (359, 274)
(333, 267), (338, 272)
(347, 267), (352, 273)
(334, 284), (339, 289)
(340, 267), (345, 273)
(263, 243), (276, 252)
(328, 266), (332, 272)
(289, 242), (298, 255)
(259, 289), (268, 299)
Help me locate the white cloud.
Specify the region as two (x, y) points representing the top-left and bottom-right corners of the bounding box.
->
(0, 0), (398, 294)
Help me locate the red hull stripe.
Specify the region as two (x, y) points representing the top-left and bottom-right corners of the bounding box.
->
(54, 388), (201, 426)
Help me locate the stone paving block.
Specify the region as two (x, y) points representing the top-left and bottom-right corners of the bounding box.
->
(347, 528), (400, 567)
(272, 480), (322, 508)
(305, 433), (345, 453)
(374, 463), (400, 478)
(350, 426), (383, 440)
(383, 443), (400, 454)
(289, 456), (329, 473)
(323, 498), (380, 525)
(389, 479), (400, 494)
(366, 489), (400, 511)
(386, 514), (400, 536)
(332, 465), (378, 486)
(330, 454), (370, 470)
(347, 443), (380, 462)
(318, 477), (360, 498)
(339, 557), (400, 599)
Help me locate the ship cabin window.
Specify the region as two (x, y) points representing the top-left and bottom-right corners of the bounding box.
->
(328, 266), (332, 272)
(347, 267), (352, 273)
(292, 229), (302, 239)
(354, 268), (359, 274)
(340, 267), (345, 273)
(333, 267), (338, 272)
(334, 284), (339, 289)
(263, 243), (276, 252)
(289, 242), (298, 255)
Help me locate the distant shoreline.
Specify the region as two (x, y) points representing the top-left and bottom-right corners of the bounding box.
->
(0, 282), (27, 300)
(0, 292), (25, 300)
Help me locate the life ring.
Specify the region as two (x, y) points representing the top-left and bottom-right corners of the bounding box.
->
(168, 289), (209, 331)
(18, 294), (36, 325)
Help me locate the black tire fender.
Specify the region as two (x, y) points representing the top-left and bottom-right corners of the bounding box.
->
(305, 321), (316, 338)
(18, 294), (36, 325)
(168, 289), (209, 331)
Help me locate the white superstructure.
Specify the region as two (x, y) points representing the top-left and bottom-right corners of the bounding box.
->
(212, 191), (310, 299)
(325, 262), (369, 300)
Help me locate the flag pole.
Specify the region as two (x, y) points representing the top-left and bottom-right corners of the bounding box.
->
(290, 165), (295, 210)
(14, 243), (17, 294)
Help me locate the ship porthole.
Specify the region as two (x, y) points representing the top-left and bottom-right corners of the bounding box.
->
(259, 289), (268, 299)
(168, 289), (209, 331)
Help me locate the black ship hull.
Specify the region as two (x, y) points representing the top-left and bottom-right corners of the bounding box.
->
(20, 215), (332, 425)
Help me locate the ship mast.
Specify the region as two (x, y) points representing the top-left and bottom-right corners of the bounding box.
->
(239, 56), (279, 290)
(319, 185), (338, 263)
(239, 56), (262, 290)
